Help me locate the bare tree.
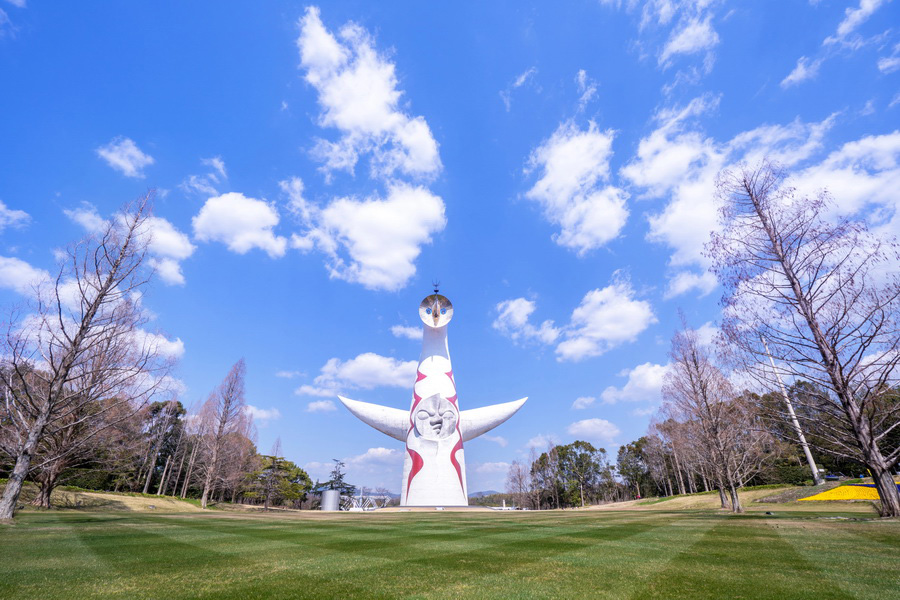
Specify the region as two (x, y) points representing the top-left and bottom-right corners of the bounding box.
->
(0, 195), (176, 520)
(663, 322), (775, 513)
(199, 359), (248, 509)
(505, 460), (530, 508)
(708, 161), (900, 516)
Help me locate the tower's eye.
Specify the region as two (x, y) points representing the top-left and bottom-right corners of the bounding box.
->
(440, 308), (446, 315)
(425, 308), (432, 314)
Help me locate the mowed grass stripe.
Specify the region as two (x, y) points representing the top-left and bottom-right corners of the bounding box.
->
(2, 510), (898, 599)
(404, 514), (718, 600)
(639, 516), (854, 600)
(772, 518), (900, 599)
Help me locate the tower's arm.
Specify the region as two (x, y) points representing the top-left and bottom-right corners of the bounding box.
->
(460, 398), (527, 442)
(338, 396), (408, 442)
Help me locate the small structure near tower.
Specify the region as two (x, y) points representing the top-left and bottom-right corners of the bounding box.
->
(339, 291), (526, 506)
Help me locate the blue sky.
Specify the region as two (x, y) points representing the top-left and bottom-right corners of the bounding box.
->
(2, 1), (899, 493)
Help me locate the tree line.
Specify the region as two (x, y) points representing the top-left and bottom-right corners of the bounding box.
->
(509, 162), (900, 516)
(0, 196), (313, 519)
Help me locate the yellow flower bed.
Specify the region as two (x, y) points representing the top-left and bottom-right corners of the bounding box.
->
(799, 485), (880, 501)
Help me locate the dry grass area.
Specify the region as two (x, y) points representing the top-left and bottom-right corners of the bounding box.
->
(1, 483), (203, 513)
(50, 489), (205, 512)
(588, 485), (880, 515)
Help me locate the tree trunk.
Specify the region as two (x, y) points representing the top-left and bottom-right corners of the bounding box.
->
(0, 409), (50, 520)
(31, 481), (53, 509)
(728, 482), (743, 513)
(750, 192), (899, 517)
(717, 486), (728, 509)
(142, 445), (160, 495)
(181, 443), (198, 499)
(169, 450), (186, 496)
(869, 460), (900, 518)
(156, 455), (172, 496)
(671, 448), (686, 495)
(200, 440), (219, 509)
(30, 459), (65, 509)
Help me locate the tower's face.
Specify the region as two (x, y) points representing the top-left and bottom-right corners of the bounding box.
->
(418, 294), (453, 328)
(413, 393), (458, 440)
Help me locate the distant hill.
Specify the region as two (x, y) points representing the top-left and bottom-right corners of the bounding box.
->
(468, 490), (500, 498)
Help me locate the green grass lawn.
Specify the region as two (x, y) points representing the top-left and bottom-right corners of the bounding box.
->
(1, 509), (898, 599)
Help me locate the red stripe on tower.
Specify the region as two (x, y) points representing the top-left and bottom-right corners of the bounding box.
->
(405, 447), (424, 503)
(449, 436), (464, 493)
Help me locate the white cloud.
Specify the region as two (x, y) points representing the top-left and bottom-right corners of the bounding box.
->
(878, 55), (900, 74)
(297, 7), (441, 180)
(694, 321), (718, 347)
(96, 137), (154, 178)
(346, 447), (405, 470)
(492, 298), (560, 345)
(495, 279), (656, 362)
(306, 447), (405, 487)
(131, 329), (185, 359)
(624, 98), (836, 271)
(781, 56), (823, 88)
(555, 279), (657, 362)
(245, 405), (281, 422)
(181, 175), (218, 197)
(296, 352), (417, 397)
(295, 385), (337, 398)
(824, 0), (888, 47)
(5, 1), (26, 9)
(512, 66), (537, 88)
(0, 256), (49, 296)
(67, 206), (194, 286)
(182, 156), (228, 197)
(600, 0), (723, 77)
(526, 433), (559, 449)
(475, 462), (510, 474)
(391, 324), (421, 340)
(0, 9), (12, 39)
(787, 131), (900, 237)
(306, 400), (337, 413)
(782, 1), (889, 88)
(572, 396), (596, 410)
(141, 216), (195, 286)
(620, 94), (720, 197)
(525, 121), (629, 254)
(0, 200), (29, 231)
(566, 418), (621, 445)
(480, 435), (508, 447)
(664, 270), (717, 299)
(201, 156), (227, 180)
(500, 66), (538, 111)
(659, 16), (719, 66)
(575, 69), (597, 111)
(193, 192), (287, 258)
(275, 370), (303, 379)
(600, 362), (669, 404)
(64, 203), (107, 233)
(287, 181), (446, 291)
(878, 43), (900, 73)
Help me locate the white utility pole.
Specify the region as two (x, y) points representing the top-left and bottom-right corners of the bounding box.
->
(761, 335), (823, 486)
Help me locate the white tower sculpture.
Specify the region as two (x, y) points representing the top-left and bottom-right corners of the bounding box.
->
(339, 292), (526, 506)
